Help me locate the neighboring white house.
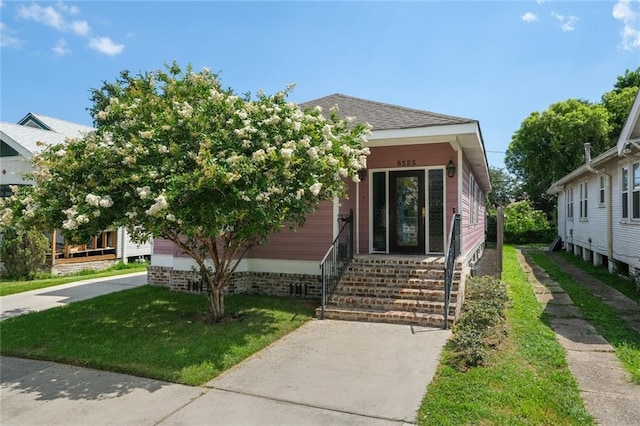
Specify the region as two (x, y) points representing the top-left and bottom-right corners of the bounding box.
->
(0, 113), (152, 274)
(548, 89), (640, 280)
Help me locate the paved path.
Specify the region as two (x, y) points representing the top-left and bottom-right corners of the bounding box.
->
(518, 249), (640, 426)
(1, 274), (450, 425)
(0, 272), (147, 321)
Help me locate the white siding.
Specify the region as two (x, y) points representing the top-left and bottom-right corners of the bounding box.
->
(116, 228), (152, 261)
(612, 158), (640, 271)
(557, 192), (566, 239)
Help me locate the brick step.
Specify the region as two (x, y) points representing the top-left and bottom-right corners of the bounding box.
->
(339, 276), (458, 291)
(333, 285), (456, 301)
(345, 267), (447, 280)
(350, 257), (446, 267)
(328, 295), (457, 316)
(316, 307), (452, 328)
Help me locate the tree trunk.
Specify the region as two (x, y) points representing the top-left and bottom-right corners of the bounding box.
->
(209, 286), (225, 321)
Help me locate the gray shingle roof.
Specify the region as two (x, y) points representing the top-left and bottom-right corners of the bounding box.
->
(300, 93), (475, 131)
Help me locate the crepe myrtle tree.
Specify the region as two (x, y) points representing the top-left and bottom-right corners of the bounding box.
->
(0, 63), (371, 321)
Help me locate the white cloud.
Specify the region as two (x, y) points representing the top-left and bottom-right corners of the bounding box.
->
(522, 12), (538, 23)
(89, 36), (124, 56)
(17, 3), (66, 31)
(16, 2), (124, 57)
(0, 22), (21, 48)
(536, 0), (546, 4)
(551, 12), (579, 32)
(70, 20), (90, 36)
(52, 38), (70, 56)
(613, 0), (640, 50)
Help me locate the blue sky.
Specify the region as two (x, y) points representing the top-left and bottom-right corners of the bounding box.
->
(1, 1), (639, 169)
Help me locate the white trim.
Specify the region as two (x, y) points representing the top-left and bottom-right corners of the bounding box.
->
(617, 90), (640, 155)
(152, 254), (174, 267)
(356, 180), (360, 254)
(368, 122), (479, 142)
(332, 197), (339, 240)
(151, 255), (318, 275)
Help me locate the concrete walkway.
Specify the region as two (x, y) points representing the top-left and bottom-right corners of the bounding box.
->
(518, 249), (640, 426)
(1, 274), (450, 425)
(0, 272), (147, 321)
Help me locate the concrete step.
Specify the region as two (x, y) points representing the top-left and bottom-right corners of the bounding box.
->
(316, 306), (452, 328)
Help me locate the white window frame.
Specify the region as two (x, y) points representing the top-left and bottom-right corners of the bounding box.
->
(622, 165), (629, 220)
(633, 161), (640, 220)
(579, 180), (588, 221)
(598, 175), (605, 207)
(469, 174), (476, 225)
(567, 187), (574, 220)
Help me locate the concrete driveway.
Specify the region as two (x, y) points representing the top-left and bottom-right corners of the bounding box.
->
(1, 320), (450, 425)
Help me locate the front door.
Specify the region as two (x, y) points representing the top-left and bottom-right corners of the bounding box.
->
(389, 170), (425, 254)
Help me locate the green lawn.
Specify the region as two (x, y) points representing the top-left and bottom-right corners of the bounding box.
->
(529, 251), (640, 383)
(0, 286), (316, 385)
(0, 264), (148, 296)
(418, 245), (593, 425)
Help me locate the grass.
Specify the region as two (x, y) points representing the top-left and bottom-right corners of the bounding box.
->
(418, 245), (593, 425)
(555, 251), (639, 304)
(0, 286), (316, 385)
(529, 251), (640, 384)
(0, 262), (148, 296)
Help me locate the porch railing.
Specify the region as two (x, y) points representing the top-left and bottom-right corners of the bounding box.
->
(443, 212), (461, 330)
(319, 209), (354, 319)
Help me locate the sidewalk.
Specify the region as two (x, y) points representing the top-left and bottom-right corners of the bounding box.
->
(518, 249), (640, 426)
(0, 272), (147, 321)
(1, 321), (450, 425)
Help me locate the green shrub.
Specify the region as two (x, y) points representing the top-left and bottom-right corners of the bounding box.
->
(448, 275), (510, 370)
(504, 200), (553, 244)
(0, 228), (49, 280)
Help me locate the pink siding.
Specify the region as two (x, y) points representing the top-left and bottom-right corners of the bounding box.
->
(460, 153), (486, 256)
(247, 200), (334, 261)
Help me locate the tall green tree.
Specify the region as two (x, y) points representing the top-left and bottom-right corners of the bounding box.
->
(0, 63), (371, 321)
(601, 86), (638, 142)
(505, 99), (610, 211)
(614, 67), (640, 91)
(487, 166), (522, 209)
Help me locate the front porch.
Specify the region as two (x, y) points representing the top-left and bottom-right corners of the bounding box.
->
(317, 254), (464, 329)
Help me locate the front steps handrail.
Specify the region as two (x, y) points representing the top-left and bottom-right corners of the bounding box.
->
(443, 212), (461, 329)
(319, 209), (354, 319)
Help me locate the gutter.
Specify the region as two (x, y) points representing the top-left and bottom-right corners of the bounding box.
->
(584, 143), (613, 262)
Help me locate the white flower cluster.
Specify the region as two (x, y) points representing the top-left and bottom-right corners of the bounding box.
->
(146, 194), (168, 216)
(309, 182), (322, 196)
(62, 205), (89, 230)
(136, 186), (151, 199)
(85, 194), (114, 208)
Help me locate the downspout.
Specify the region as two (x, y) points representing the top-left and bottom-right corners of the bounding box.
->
(356, 181), (360, 255)
(584, 143), (613, 262)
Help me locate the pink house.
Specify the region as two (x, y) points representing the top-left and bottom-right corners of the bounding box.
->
(149, 94), (491, 327)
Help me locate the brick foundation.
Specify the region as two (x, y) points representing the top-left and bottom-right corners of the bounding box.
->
(148, 266), (321, 298)
(51, 259), (116, 276)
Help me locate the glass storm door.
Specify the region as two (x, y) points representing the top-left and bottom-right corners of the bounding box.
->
(427, 169), (444, 253)
(389, 170), (425, 254)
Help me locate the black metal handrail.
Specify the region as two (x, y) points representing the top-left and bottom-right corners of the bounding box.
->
(443, 212), (461, 329)
(319, 209), (354, 319)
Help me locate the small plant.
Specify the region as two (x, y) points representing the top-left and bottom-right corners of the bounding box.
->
(448, 275), (510, 370)
(0, 228), (49, 280)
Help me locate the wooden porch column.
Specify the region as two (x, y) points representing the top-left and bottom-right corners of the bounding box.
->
(51, 229), (56, 266)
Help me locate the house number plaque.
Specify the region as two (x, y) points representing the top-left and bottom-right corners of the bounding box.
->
(397, 159), (417, 167)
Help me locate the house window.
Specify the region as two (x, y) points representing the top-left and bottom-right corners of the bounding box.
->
(579, 181), (588, 220)
(567, 187), (574, 220)
(622, 166), (629, 219)
(633, 162), (640, 219)
(599, 175), (605, 206)
(469, 175), (476, 224)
